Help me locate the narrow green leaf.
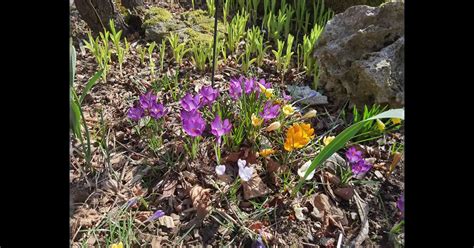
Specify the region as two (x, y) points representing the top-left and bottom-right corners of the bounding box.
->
(70, 42), (76, 87)
(79, 70), (103, 105)
(70, 89), (82, 140)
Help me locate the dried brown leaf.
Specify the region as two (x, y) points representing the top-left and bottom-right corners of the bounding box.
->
(189, 185), (211, 219)
(159, 179), (177, 200)
(334, 187), (355, 201)
(151, 236), (162, 248)
(73, 207), (100, 228)
(242, 170), (272, 200)
(324, 171), (341, 185)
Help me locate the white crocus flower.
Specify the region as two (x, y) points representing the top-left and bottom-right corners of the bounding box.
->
(238, 159), (254, 182)
(298, 160), (315, 180)
(215, 165), (226, 176)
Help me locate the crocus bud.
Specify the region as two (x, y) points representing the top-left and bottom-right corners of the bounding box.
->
(265, 121), (281, 132)
(302, 109), (317, 119)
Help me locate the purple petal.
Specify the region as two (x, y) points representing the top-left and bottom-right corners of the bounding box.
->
(147, 210), (165, 222)
(128, 107), (144, 121)
(150, 102), (166, 119)
(139, 92), (157, 110)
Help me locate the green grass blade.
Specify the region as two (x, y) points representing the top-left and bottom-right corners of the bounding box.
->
(70, 89), (82, 140)
(79, 70), (103, 105)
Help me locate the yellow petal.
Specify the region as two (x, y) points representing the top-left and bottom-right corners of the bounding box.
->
(282, 104), (295, 116)
(251, 114), (263, 127)
(264, 88), (274, 98)
(265, 121), (281, 132)
(284, 123), (315, 151)
(110, 242), (123, 248)
(302, 109), (317, 119)
(391, 118), (401, 125)
(376, 119), (385, 131)
(323, 136), (335, 146)
(259, 148), (275, 157)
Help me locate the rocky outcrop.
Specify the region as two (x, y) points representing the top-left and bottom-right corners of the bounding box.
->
(314, 2), (404, 108)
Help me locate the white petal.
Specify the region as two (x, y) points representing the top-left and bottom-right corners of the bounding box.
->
(215, 165), (226, 176)
(239, 165), (254, 182)
(298, 160), (315, 180)
(237, 159), (247, 168)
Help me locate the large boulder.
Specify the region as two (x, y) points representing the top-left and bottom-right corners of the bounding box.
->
(314, 2), (404, 108)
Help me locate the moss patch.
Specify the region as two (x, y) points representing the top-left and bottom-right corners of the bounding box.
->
(143, 7), (173, 28)
(182, 10), (226, 34)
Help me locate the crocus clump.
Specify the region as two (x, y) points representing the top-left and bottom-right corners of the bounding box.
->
(199, 86), (219, 106)
(181, 110), (206, 137)
(180, 93), (201, 112)
(260, 101), (280, 120)
(229, 77), (243, 100)
(345, 147), (372, 178)
(128, 92), (167, 121)
(228, 76), (271, 99)
(244, 77), (257, 94)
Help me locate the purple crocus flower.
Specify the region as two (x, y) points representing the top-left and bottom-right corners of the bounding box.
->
(282, 91), (292, 102)
(128, 107), (144, 121)
(397, 194), (404, 216)
(259, 101), (280, 120)
(199, 86), (219, 106)
(229, 77), (243, 100)
(211, 115), (232, 144)
(244, 77), (257, 94)
(345, 147), (363, 164)
(146, 209), (165, 222)
(139, 92), (157, 110)
(150, 102), (167, 119)
(181, 110), (206, 137)
(125, 197), (138, 209)
(351, 159), (372, 176)
(180, 93), (201, 112)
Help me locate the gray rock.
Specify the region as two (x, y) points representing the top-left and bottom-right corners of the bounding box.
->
(287, 85), (328, 106)
(324, 0), (386, 13)
(314, 2), (404, 108)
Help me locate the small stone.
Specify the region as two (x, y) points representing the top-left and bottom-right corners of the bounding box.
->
(287, 85), (328, 106)
(158, 216), (175, 229)
(116, 131), (125, 141)
(374, 170), (385, 179)
(351, 212), (358, 220)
